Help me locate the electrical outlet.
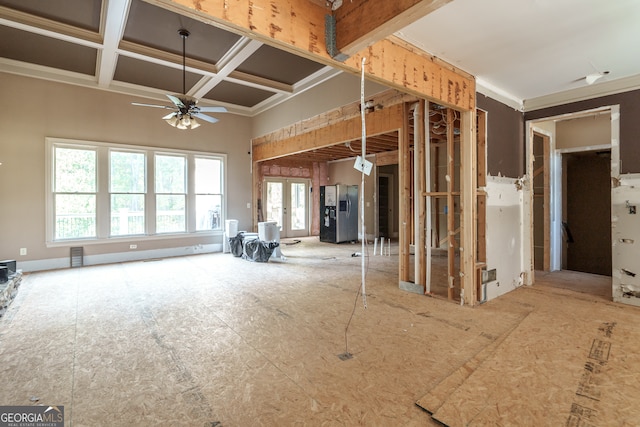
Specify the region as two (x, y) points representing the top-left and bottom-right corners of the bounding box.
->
(130, 244), (137, 249)
(247, 202), (251, 209)
(19, 248), (27, 256)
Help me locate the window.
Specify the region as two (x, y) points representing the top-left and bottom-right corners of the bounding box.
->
(46, 138), (225, 245)
(155, 154), (186, 233)
(195, 157), (223, 231)
(54, 146), (97, 240)
(110, 150), (146, 236)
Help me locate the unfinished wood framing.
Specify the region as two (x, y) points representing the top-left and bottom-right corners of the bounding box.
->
(399, 103), (412, 283)
(253, 105), (404, 161)
(333, 0), (452, 56)
(156, 0), (475, 111)
(460, 109), (477, 305)
(251, 92), (409, 231)
(152, 0), (479, 303)
(252, 98), (478, 305)
(446, 108), (456, 300)
(376, 150), (399, 167)
(416, 101), (427, 288)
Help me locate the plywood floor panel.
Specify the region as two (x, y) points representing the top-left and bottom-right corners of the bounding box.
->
(0, 238), (637, 426)
(430, 286), (640, 426)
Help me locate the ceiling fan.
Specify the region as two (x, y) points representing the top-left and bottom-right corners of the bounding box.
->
(131, 29), (227, 129)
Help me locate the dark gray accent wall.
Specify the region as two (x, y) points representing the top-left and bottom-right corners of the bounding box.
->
(477, 94), (525, 178)
(525, 89), (640, 174)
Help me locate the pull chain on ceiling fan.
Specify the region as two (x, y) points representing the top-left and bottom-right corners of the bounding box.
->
(131, 28), (227, 129)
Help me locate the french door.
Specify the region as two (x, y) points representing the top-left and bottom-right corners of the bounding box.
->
(263, 178), (310, 238)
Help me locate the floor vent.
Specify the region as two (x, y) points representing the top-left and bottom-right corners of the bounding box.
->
(70, 247), (83, 268)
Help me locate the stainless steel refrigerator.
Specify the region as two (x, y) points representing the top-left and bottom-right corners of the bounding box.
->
(320, 185), (358, 243)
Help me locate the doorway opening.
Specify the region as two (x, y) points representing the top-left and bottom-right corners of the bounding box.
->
(263, 178), (310, 238)
(377, 169), (396, 240)
(527, 107), (616, 300)
(563, 150), (612, 275)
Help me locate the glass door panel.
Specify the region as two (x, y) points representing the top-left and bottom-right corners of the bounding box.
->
(263, 179), (309, 238)
(265, 181), (283, 227)
(290, 182), (306, 231)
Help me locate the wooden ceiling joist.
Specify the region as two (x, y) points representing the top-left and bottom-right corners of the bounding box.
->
(151, 0), (475, 111)
(333, 0), (452, 57)
(252, 103), (403, 162)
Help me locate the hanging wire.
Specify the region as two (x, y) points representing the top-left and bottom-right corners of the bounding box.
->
(359, 56), (367, 310)
(341, 56), (368, 360)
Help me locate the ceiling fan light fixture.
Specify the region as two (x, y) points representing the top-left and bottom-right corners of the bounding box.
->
(585, 71), (610, 85)
(132, 28), (226, 129)
(163, 114), (178, 127)
(176, 117), (188, 130)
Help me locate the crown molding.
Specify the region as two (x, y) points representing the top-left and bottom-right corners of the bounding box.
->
(523, 74), (640, 112)
(476, 78), (523, 112)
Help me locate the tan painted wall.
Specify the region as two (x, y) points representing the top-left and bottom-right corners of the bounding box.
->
(251, 72), (388, 138)
(0, 73), (252, 268)
(556, 113), (610, 150)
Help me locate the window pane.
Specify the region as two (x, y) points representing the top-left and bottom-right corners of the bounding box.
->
(111, 194), (145, 236)
(195, 158), (221, 194)
(111, 151), (145, 193)
(155, 155), (185, 193)
(55, 147), (96, 192)
(156, 195), (185, 233)
(55, 194), (96, 239)
(196, 194), (222, 231)
(290, 182), (306, 230)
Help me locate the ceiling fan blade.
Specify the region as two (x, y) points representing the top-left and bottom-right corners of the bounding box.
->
(194, 112), (219, 124)
(162, 112), (177, 120)
(132, 102), (173, 109)
(166, 94), (186, 108)
(198, 106), (227, 113)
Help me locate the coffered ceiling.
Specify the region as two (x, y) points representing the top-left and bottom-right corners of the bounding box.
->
(3, 0), (640, 117)
(0, 0), (341, 116)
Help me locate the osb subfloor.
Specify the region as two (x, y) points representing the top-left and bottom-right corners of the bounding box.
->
(0, 237), (638, 426)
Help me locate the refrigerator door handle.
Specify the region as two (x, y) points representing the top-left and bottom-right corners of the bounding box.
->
(346, 198), (350, 218)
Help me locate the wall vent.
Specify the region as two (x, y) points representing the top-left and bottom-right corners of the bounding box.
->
(70, 247), (83, 268)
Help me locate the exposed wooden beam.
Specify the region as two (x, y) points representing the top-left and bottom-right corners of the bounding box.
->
(376, 150), (398, 166)
(149, 0), (475, 111)
(252, 104), (403, 161)
(334, 0), (452, 57)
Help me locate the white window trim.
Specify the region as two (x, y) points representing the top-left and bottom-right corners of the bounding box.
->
(45, 137), (226, 248)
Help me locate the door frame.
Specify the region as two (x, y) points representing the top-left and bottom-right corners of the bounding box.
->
(532, 130), (552, 271)
(263, 177), (311, 238)
(525, 105), (619, 284)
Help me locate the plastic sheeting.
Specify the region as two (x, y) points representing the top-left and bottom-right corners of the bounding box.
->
(228, 233), (245, 257)
(242, 239), (280, 262)
(228, 232), (280, 262)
